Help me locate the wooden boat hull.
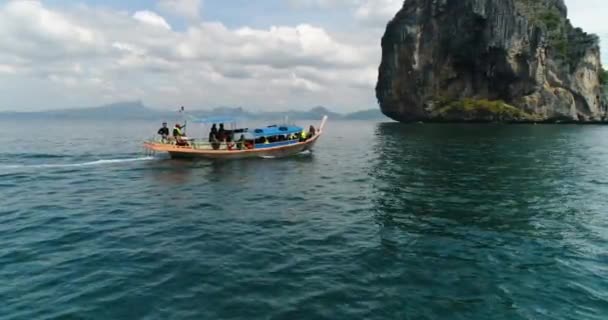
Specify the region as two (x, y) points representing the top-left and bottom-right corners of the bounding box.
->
(144, 133), (321, 160)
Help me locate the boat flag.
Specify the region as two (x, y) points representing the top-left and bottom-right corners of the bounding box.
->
(178, 106), (187, 134)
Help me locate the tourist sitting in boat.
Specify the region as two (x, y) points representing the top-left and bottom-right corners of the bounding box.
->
(299, 128), (308, 142)
(218, 123), (226, 140)
(209, 132), (220, 150)
(226, 135), (235, 150)
(308, 125), (316, 138)
(157, 122), (169, 142)
(173, 123), (189, 146)
(236, 134), (246, 150)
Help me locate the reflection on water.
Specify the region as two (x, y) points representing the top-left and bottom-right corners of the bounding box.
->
(367, 122), (608, 318)
(371, 123), (599, 231)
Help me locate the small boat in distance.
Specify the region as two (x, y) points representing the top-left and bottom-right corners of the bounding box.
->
(144, 115), (328, 159)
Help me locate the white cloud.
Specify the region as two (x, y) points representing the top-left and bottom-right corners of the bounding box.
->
(0, 0), (101, 61)
(112, 42), (146, 56)
(4, 1), (96, 44)
(287, 0), (402, 28)
(132, 10), (172, 30)
(158, 0), (202, 20)
(0, 1), (375, 111)
(287, 0), (357, 9)
(230, 24), (366, 67)
(0, 64), (17, 74)
(354, 0), (403, 26)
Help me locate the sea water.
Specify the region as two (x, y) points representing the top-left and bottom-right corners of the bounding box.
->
(1, 119), (607, 319)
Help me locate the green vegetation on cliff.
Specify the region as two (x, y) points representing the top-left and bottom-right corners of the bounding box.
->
(434, 98), (536, 121)
(600, 68), (608, 85)
(515, 0), (598, 67)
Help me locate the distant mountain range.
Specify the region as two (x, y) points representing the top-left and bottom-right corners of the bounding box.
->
(0, 101), (389, 121)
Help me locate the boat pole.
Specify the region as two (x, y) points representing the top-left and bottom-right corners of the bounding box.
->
(319, 115), (328, 132)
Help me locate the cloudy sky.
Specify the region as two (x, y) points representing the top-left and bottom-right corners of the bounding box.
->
(0, 0), (606, 112)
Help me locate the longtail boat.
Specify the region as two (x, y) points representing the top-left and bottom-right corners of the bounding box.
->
(144, 115), (327, 159)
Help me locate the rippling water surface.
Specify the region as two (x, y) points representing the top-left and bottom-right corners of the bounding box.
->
(1, 119), (608, 319)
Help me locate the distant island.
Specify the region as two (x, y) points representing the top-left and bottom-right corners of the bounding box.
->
(0, 101), (389, 122)
(376, 0), (607, 123)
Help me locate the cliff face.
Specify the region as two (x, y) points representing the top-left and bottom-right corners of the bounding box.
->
(376, 0), (606, 122)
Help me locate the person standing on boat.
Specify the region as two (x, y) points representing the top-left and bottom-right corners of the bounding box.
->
(173, 123), (185, 137)
(173, 123), (188, 146)
(157, 122), (169, 142)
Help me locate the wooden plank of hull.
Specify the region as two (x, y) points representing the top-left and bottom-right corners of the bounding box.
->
(145, 133), (320, 160)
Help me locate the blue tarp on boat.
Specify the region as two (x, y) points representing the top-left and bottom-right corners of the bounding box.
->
(252, 125), (302, 138)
